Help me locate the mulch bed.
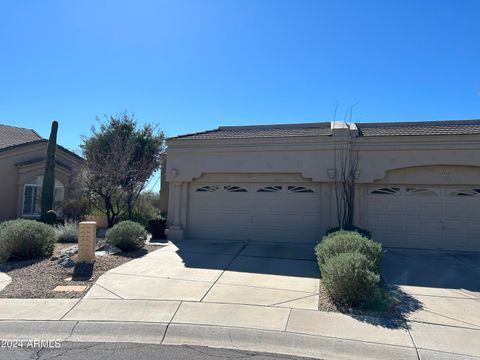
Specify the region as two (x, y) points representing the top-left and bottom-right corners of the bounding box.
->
(0, 242), (157, 299)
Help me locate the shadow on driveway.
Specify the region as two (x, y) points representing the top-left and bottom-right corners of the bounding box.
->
(381, 248), (480, 292)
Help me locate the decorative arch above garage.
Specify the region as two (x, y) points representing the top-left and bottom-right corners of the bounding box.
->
(372, 165), (480, 185)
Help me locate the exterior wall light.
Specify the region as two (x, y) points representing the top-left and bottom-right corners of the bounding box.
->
(171, 169), (179, 178)
(327, 168), (336, 179)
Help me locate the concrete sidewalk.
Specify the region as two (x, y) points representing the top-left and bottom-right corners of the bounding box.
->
(0, 298), (479, 359)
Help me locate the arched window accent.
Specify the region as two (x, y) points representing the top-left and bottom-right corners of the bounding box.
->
(224, 185), (248, 193)
(257, 186), (282, 193)
(288, 186), (314, 193)
(22, 176), (65, 217)
(370, 187), (401, 195)
(406, 188), (439, 196)
(449, 189), (480, 197)
(195, 185), (219, 192)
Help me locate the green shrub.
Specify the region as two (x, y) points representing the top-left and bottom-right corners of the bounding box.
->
(54, 221), (78, 242)
(105, 220), (147, 252)
(325, 225), (372, 239)
(316, 231), (382, 273)
(0, 219), (56, 261)
(63, 198), (90, 221)
(322, 252), (380, 306)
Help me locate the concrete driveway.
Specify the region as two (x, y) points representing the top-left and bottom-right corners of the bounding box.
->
(86, 240), (320, 310)
(381, 248), (480, 329)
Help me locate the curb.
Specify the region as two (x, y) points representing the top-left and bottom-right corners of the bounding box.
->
(0, 320), (419, 360)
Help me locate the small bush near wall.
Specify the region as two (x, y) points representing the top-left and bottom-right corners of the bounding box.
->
(63, 198), (90, 222)
(105, 221), (147, 252)
(316, 231), (382, 272)
(322, 252), (380, 305)
(325, 225), (372, 239)
(315, 230), (383, 307)
(0, 220), (56, 262)
(54, 221), (78, 243)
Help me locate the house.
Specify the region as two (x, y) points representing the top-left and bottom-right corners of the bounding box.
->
(162, 120), (480, 251)
(0, 124), (84, 221)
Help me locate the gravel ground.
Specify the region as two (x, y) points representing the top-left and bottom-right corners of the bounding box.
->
(0, 242), (157, 299)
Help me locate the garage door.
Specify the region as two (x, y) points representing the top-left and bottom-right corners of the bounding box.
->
(365, 185), (480, 251)
(188, 181), (322, 243)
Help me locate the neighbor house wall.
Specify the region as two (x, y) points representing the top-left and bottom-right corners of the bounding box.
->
(0, 142), (84, 221)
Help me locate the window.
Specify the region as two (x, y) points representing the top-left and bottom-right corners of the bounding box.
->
(195, 185), (219, 192)
(370, 187), (400, 195)
(449, 189), (480, 197)
(224, 185), (247, 192)
(257, 185), (282, 193)
(22, 176), (65, 217)
(288, 186), (314, 193)
(406, 188), (438, 196)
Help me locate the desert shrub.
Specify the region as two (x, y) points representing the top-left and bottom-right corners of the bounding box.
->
(325, 225), (372, 239)
(322, 252), (380, 306)
(63, 198), (90, 221)
(54, 221), (78, 242)
(105, 220), (147, 252)
(0, 219), (56, 261)
(316, 231), (382, 273)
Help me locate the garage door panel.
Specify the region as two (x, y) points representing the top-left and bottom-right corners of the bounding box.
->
(385, 201), (403, 212)
(366, 201), (385, 212)
(365, 185), (480, 250)
(187, 180), (323, 243)
(188, 211), (251, 225)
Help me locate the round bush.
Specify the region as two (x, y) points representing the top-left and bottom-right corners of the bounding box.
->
(105, 221), (147, 252)
(325, 225), (372, 239)
(0, 219), (56, 261)
(315, 231), (382, 273)
(322, 252), (380, 306)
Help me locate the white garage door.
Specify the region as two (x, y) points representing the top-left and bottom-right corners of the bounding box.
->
(188, 181), (322, 243)
(365, 185), (480, 251)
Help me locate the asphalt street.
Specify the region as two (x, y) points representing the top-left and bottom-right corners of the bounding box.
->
(0, 341), (317, 360)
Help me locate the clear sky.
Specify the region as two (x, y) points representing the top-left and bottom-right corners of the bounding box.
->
(1, 0), (479, 151)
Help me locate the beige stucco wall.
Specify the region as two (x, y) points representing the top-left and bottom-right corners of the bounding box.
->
(0, 142), (84, 221)
(164, 131), (480, 239)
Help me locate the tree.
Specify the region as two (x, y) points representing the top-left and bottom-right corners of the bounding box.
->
(40, 120), (58, 223)
(82, 112), (165, 227)
(332, 105), (359, 229)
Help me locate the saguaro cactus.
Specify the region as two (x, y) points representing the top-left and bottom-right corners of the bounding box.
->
(40, 121), (58, 223)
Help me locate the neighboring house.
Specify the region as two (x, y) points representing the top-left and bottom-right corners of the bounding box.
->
(163, 120), (480, 251)
(0, 124), (84, 221)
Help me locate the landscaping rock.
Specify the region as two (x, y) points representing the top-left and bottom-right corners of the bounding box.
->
(60, 246), (78, 258)
(95, 244), (121, 257)
(58, 257), (76, 268)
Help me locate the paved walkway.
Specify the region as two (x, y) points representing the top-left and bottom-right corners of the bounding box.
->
(0, 271), (11, 291)
(0, 240), (479, 359)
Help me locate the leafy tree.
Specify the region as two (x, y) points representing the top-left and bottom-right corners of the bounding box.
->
(82, 112), (164, 227)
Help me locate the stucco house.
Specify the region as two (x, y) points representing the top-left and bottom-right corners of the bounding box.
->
(0, 124), (84, 221)
(162, 119), (480, 252)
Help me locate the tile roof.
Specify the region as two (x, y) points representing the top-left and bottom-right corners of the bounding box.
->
(170, 119), (480, 140)
(0, 124), (42, 150)
(357, 120), (480, 137)
(170, 122), (332, 140)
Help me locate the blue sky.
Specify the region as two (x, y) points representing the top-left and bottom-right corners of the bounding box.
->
(1, 0), (479, 151)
